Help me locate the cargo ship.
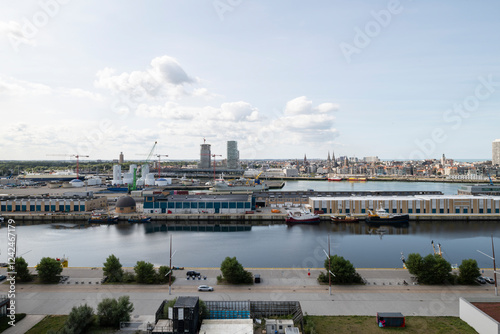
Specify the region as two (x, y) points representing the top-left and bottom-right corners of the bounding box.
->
(18, 171), (84, 182)
(210, 178), (269, 192)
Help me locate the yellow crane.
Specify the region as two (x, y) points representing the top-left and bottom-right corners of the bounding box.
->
(431, 240), (443, 257)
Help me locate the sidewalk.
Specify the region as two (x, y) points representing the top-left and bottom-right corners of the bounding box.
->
(2, 314), (45, 334)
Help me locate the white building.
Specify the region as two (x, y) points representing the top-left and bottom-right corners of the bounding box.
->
(493, 139), (500, 166)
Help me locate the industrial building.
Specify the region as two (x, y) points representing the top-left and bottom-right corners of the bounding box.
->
(308, 195), (500, 215)
(143, 194), (255, 214)
(227, 141), (239, 169)
(493, 139), (500, 166)
(0, 194), (107, 213)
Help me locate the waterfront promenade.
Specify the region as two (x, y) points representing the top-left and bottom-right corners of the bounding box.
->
(1, 267), (498, 319)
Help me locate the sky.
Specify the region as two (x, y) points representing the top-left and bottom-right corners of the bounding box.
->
(0, 1), (499, 162)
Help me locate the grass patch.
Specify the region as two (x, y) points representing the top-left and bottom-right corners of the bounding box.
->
(25, 315), (66, 333)
(0, 313), (26, 332)
(25, 315), (117, 334)
(307, 316), (477, 334)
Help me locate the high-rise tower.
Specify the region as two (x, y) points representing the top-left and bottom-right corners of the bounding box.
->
(493, 139), (500, 166)
(199, 142), (211, 169)
(227, 141), (239, 169)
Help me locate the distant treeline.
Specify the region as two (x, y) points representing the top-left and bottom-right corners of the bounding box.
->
(0, 160), (197, 176)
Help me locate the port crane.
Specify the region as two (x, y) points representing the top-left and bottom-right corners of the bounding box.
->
(46, 154), (89, 179)
(132, 141), (158, 191)
(156, 154), (168, 178)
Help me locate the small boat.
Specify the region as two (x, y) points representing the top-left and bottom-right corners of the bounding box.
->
(366, 206), (409, 224)
(88, 211), (119, 224)
(330, 214), (359, 223)
(128, 216), (152, 223)
(328, 176), (342, 181)
(286, 209), (320, 224)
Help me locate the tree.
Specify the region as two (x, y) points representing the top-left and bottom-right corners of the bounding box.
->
(134, 261), (156, 284)
(220, 256), (253, 284)
(458, 259), (481, 285)
(405, 253), (425, 277)
(97, 296), (134, 328)
(15, 257), (32, 282)
(320, 255), (363, 284)
(103, 254), (124, 283)
(36, 257), (62, 283)
(157, 265), (172, 284)
(62, 304), (95, 334)
(405, 253), (452, 284)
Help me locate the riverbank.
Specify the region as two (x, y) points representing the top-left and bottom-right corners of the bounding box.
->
(2, 212), (500, 226)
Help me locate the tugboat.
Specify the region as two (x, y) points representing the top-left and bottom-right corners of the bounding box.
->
(366, 205), (409, 224)
(88, 211), (119, 224)
(128, 216), (152, 223)
(286, 208), (320, 225)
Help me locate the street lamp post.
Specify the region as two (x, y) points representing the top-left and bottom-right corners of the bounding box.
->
(167, 235), (177, 295)
(323, 235), (335, 296)
(477, 235), (498, 296)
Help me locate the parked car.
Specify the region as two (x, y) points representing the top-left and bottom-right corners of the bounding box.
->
(186, 271), (200, 277)
(198, 285), (213, 291)
(484, 277), (495, 284)
(476, 276), (486, 284)
(0, 275), (6, 282)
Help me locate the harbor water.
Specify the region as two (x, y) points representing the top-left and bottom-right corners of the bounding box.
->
(1, 181), (498, 269)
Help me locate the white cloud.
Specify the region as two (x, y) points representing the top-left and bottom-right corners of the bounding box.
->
(94, 55), (205, 101)
(0, 76), (102, 101)
(0, 20), (36, 47)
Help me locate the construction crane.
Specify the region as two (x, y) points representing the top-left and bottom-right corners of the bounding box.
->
(156, 154), (168, 178)
(46, 154), (89, 179)
(212, 154), (222, 181)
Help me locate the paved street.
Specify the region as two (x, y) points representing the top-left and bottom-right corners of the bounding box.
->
(1, 267), (498, 319)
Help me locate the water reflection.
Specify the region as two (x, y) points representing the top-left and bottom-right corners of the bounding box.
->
(2, 220), (500, 269)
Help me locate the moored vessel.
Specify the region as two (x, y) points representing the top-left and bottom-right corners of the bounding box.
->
(330, 214), (359, 223)
(88, 211), (119, 224)
(366, 206), (409, 224)
(128, 216), (152, 223)
(285, 208), (320, 224)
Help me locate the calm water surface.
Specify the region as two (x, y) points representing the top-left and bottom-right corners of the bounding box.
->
(1, 181), (497, 269)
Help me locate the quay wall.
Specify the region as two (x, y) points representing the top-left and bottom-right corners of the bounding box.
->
(1, 213), (499, 226)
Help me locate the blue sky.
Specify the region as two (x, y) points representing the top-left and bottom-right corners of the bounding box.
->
(0, 1), (499, 161)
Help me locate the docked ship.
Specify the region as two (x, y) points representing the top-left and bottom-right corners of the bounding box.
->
(88, 211), (119, 224)
(18, 171), (84, 182)
(328, 176), (342, 181)
(210, 177), (269, 192)
(330, 214), (359, 223)
(366, 206), (409, 224)
(285, 209), (320, 224)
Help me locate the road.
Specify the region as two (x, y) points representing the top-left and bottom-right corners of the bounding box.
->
(1, 267), (498, 318)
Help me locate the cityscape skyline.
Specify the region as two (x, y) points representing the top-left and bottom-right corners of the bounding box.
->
(1, 1), (499, 161)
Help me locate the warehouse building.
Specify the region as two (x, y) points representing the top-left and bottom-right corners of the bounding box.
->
(309, 195), (500, 215)
(0, 195), (107, 213)
(143, 194), (255, 214)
